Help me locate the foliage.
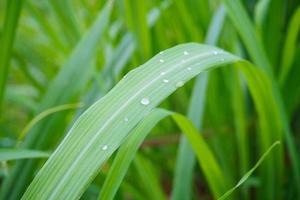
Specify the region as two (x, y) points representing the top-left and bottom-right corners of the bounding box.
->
(0, 0), (299, 199)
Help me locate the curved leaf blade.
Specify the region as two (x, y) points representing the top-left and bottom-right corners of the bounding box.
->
(22, 43), (239, 200)
(172, 6), (226, 200)
(218, 141), (280, 200)
(98, 109), (170, 200)
(0, 149), (50, 162)
(0, 3), (114, 200)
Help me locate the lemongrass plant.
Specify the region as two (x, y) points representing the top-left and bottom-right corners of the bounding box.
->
(0, 0), (299, 200)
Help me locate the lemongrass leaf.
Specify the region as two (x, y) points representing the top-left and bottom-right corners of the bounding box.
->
(172, 6), (226, 200)
(222, 0), (300, 197)
(18, 103), (84, 141)
(0, 0), (24, 108)
(0, 149), (50, 162)
(0, 2), (113, 199)
(98, 109), (170, 200)
(22, 43), (240, 200)
(22, 43), (285, 200)
(279, 7), (300, 85)
(218, 141), (280, 200)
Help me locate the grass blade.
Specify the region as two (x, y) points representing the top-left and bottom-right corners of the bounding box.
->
(172, 6), (226, 200)
(22, 43), (284, 200)
(279, 7), (300, 85)
(133, 154), (166, 200)
(230, 67), (249, 198)
(218, 141), (281, 200)
(221, 0), (271, 73)
(172, 113), (228, 198)
(123, 0), (152, 59)
(222, 0), (300, 197)
(98, 109), (170, 200)
(0, 2), (113, 199)
(99, 105), (228, 200)
(18, 103), (83, 141)
(49, 0), (81, 46)
(0, 0), (23, 109)
(0, 149), (50, 162)
(22, 43), (240, 200)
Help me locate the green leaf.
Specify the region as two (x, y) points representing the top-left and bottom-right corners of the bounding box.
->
(133, 154), (166, 200)
(22, 43), (284, 200)
(218, 141), (280, 200)
(172, 6), (226, 200)
(0, 2), (113, 200)
(222, 0), (300, 198)
(18, 103), (84, 141)
(98, 107), (228, 200)
(22, 43), (240, 200)
(279, 7), (300, 85)
(123, 0), (152, 59)
(98, 109), (170, 200)
(254, 0), (271, 32)
(0, 149), (50, 162)
(0, 0), (24, 109)
(172, 113), (228, 197)
(100, 103), (277, 200)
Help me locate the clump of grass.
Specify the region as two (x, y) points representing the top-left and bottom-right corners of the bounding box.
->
(0, 0), (299, 200)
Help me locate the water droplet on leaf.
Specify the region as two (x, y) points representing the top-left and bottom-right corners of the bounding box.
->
(141, 98), (150, 105)
(102, 145), (108, 150)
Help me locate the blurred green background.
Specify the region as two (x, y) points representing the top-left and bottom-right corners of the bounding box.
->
(0, 0), (300, 199)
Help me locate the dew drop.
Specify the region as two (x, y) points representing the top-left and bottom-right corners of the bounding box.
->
(187, 67), (192, 71)
(159, 51), (164, 55)
(213, 50), (218, 55)
(160, 72), (166, 75)
(102, 145), (108, 151)
(141, 98), (150, 105)
(159, 59), (164, 63)
(184, 51), (189, 55)
(124, 117), (129, 122)
(163, 79), (169, 83)
(176, 81), (184, 88)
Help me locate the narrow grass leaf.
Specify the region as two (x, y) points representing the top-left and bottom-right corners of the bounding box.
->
(18, 103), (84, 141)
(222, 0), (300, 197)
(0, 149), (50, 162)
(22, 43), (284, 200)
(0, 2), (113, 200)
(231, 67), (249, 198)
(133, 154), (166, 200)
(254, 0), (271, 32)
(99, 106), (228, 200)
(22, 43), (240, 200)
(98, 109), (170, 200)
(172, 6), (226, 200)
(279, 7), (300, 85)
(0, 0), (24, 108)
(218, 141), (281, 200)
(172, 113), (228, 198)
